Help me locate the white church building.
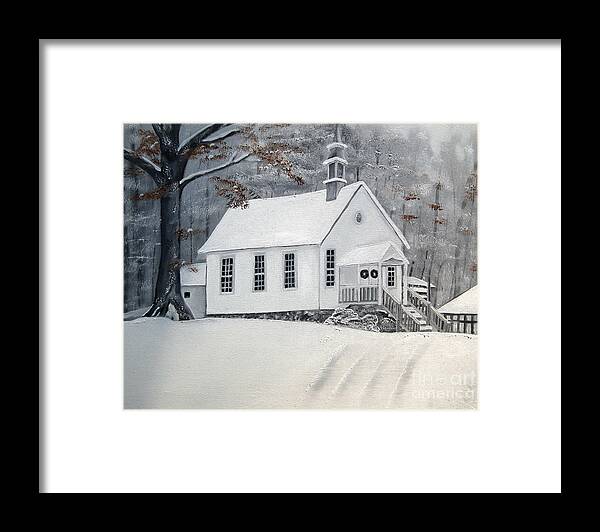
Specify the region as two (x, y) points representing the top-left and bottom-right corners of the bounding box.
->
(187, 135), (452, 333)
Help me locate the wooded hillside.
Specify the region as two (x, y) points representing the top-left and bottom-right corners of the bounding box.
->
(123, 124), (477, 312)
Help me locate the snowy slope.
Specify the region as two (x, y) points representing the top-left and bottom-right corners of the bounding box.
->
(124, 318), (478, 409)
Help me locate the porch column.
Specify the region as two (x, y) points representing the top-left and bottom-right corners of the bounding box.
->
(378, 262), (383, 305)
(402, 263), (408, 305)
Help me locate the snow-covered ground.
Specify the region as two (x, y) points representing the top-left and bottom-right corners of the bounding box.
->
(124, 318), (478, 409)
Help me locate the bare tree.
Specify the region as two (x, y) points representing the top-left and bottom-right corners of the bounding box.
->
(124, 124), (301, 319)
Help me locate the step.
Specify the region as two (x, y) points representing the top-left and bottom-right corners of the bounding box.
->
(403, 311), (427, 324)
(419, 325), (433, 332)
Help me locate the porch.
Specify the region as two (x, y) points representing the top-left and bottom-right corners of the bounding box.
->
(336, 241), (453, 333)
(337, 242), (408, 306)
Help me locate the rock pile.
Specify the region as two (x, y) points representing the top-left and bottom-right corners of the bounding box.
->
(324, 307), (381, 332)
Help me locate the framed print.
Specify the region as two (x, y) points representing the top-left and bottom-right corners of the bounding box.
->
(41, 39), (561, 493)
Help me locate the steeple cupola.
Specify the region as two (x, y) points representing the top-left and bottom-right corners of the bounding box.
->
(322, 124), (348, 201)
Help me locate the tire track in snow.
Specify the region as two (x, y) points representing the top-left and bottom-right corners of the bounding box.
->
(358, 353), (395, 408)
(359, 335), (414, 408)
(386, 346), (425, 408)
(326, 345), (389, 408)
(327, 354), (365, 405)
(304, 344), (347, 394)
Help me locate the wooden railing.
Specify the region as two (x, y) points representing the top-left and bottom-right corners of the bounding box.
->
(339, 286), (379, 304)
(398, 307), (421, 332)
(407, 288), (451, 332)
(381, 287), (421, 332)
(382, 288), (400, 317)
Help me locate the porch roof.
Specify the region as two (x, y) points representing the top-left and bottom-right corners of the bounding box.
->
(338, 241), (408, 266)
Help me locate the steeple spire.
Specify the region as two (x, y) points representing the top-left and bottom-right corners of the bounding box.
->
(322, 124), (348, 201)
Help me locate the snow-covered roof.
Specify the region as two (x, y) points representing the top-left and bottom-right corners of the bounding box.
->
(326, 142), (348, 150)
(408, 276), (436, 288)
(198, 181), (409, 255)
(180, 263), (206, 286)
(322, 156), (348, 166)
(338, 241), (408, 266)
(438, 285), (478, 315)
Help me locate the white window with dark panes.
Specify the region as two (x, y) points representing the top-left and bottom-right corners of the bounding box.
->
(325, 249), (335, 287)
(284, 252), (296, 289)
(220, 257), (234, 293)
(387, 266), (396, 288)
(254, 254), (265, 291)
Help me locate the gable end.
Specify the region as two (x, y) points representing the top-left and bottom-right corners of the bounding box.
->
(320, 182), (410, 249)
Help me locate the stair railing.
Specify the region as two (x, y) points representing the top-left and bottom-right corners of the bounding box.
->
(407, 288), (451, 332)
(382, 287), (421, 332)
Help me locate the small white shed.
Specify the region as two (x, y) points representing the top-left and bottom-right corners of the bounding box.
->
(438, 285), (478, 334)
(180, 263), (207, 319)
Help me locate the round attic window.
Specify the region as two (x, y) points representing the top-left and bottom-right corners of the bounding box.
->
(355, 211), (363, 224)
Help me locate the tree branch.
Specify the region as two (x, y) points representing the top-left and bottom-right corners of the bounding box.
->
(179, 151), (250, 187)
(152, 124), (165, 141)
(152, 124), (179, 156)
(203, 124), (242, 143)
(177, 125), (217, 152)
(123, 148), (162, 182)
(178, 123), (240, 154)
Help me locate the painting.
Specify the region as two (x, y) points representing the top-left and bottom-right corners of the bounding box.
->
(123, 123), (478, 409)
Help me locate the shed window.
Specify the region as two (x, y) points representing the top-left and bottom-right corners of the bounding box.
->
(254, 254), (265, 291)
(220, 257), (234, 293)
(284, 253), (296, 289)
(184, 291), (191, 298)
(325, 249), (335, 287)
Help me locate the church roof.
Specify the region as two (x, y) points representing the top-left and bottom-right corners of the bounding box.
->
(198, 181), (409, 255)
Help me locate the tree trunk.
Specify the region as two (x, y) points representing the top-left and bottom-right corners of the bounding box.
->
(144, 187), (194, 319)
(204, 183), (210, 243)
(424, 181), (442, 288)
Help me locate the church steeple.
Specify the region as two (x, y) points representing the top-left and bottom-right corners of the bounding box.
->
(322, 124), (348, 201)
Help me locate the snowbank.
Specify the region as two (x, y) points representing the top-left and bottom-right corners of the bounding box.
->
(124, 318), (478, 409)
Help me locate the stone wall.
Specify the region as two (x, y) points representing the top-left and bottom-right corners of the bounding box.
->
(209, 304), (398, 333)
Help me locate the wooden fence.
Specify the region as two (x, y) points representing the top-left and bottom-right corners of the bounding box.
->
(442, 313), (478, 334)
